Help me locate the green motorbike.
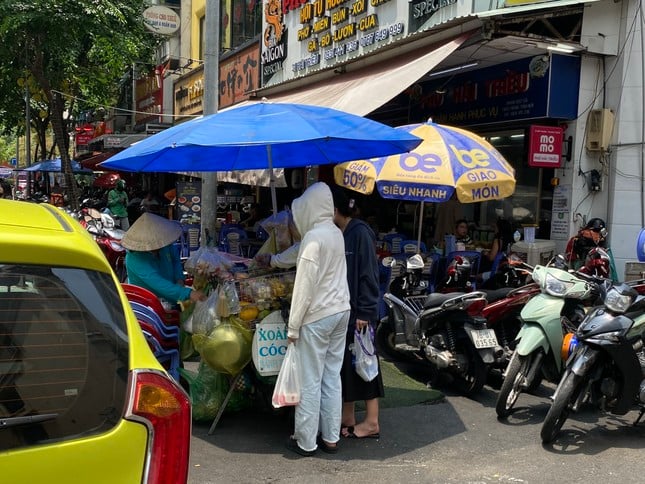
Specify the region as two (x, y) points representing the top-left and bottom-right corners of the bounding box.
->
(495, 259), (603, 418)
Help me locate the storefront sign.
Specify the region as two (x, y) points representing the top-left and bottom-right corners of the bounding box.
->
(408, 0), (458, 33)
(143, 5), (180, 35)
(135, 69), (163, 125)
(263, 0), (463, 86)
(219, 45), (260, 109)
(528, 125), (563, 167)
(419, 54), (581, 126)
(252, 311), (288, 376)
(174, 66), (204, 117)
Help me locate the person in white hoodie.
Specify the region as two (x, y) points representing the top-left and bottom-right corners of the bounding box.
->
(285, 182), (351, 457)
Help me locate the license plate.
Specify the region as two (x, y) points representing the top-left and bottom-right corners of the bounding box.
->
(470, 329), (498, 349)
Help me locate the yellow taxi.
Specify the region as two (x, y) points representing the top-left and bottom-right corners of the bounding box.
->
(0, 199), (191, 483)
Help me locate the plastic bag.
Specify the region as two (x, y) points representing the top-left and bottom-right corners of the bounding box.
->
(260, 210), (297, 254)
(179, 362), (229, 421)
(190, 290), (220, 335)
(272, 343), (301, 408)
(353, 326), (379, 382)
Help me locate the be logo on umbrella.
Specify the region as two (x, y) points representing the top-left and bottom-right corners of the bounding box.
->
(334, 122), (515, 203)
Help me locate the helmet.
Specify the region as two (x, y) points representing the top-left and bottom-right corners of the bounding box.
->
(584, 218), (606, 231)
(584, 218), (608, 239)
(581, 247), (611, 279)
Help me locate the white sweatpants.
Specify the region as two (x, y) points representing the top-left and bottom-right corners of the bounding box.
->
(293, 310), (350, 452)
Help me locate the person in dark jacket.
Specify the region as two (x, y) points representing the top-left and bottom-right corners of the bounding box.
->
(332, 186), (384, 439)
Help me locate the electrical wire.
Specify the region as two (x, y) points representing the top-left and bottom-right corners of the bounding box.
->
(51, 89), (200, 119)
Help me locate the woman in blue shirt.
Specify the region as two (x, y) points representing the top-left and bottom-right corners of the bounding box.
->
(121, 213), (206, 305)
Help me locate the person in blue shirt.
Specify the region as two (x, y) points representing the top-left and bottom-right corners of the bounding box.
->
(121, 212), (206, 306)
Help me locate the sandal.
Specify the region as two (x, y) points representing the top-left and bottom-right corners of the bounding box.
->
(343, 426), (380, 439)
(316, 434), (338, 454)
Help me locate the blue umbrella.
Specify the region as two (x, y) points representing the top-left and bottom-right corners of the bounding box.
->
(20, 158), (93, 174)
(99, 101), (422, 212)
(100, 102), (421, 172)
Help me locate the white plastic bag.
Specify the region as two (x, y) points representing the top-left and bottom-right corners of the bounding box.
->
(271, 344), (301, 408)
(353, 326), (379, 382)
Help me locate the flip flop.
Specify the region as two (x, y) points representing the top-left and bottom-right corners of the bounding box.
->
(344, 426), (380, 439)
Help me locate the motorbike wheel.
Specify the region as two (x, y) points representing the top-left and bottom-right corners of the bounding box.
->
(540, 371), (583, 444)
(375, 321), (401, 360)
(452, 340), (487, 397)
(496, 352), (533, 418)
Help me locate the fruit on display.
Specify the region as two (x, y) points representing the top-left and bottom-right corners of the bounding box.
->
(193, 320), (253, 376)
(239, 306), (259, 322)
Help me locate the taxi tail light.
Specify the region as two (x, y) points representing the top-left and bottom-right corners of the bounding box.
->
(125, 370), (191, 484)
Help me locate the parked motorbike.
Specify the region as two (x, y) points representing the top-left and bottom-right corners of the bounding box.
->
(79, 208), (127, 282)
(483, 253), (534, 290)
(495, 255), (607, 418)
(377, 254), (498, 396)
(481, 283), (542, 373)
(541, 282), (645, 443)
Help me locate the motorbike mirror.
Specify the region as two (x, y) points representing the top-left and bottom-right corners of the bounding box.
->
(381, 256), (395, 267)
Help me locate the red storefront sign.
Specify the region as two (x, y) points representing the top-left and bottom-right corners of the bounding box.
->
(528, 125), (564, 168)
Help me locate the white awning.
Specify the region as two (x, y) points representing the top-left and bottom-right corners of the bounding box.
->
(477, 0), (600, 18)
(259, 32), (473, 116)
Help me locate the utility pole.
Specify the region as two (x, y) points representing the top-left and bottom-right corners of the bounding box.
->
(200, 0), (220, 247)
(25, 84), (31, 166)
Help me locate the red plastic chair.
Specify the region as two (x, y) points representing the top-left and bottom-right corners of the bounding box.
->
(121, 283), (181, 327)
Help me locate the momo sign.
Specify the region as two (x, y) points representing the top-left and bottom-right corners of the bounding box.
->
(528, 125), (563, 168)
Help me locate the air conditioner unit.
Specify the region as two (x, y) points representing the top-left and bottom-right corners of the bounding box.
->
(585, 108), (614, 152)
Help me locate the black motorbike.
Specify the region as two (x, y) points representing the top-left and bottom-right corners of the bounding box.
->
(376, 254), (500, 396)
(541, 282), (645, 443)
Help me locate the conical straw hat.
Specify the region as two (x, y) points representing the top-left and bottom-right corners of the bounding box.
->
(121, 212), (183, 251)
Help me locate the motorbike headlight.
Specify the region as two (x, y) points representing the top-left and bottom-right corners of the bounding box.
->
(544, 273), (574, 296)
(604, 288), (633, 313)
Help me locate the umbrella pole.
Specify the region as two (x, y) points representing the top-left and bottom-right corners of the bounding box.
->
(417, 201), (425, 253)
(267, 145), (278, 216)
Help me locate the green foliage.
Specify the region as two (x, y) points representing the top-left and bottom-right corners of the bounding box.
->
(0, 0), (160, 139)
(0, 133), (16, 163)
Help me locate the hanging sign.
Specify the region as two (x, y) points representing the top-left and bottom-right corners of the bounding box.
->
(142, 5), (180, 35)
(528, 125), (564, 168)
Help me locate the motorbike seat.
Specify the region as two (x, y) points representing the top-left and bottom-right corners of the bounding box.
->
(481, 288), (514, 303)
(423, 292), (467, 309)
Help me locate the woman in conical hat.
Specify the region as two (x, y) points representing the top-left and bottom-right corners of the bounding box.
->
(122, 212), (206, 305)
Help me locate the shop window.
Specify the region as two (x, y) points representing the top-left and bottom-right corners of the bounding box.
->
(480, 131), (553, 233)
(221, 0), (261, 51)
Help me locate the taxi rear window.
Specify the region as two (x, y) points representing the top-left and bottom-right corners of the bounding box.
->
(0, 265), (129, 452)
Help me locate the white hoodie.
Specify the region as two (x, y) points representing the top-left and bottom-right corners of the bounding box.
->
(287, 182), (350, 339)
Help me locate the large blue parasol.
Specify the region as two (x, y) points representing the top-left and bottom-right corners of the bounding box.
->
(99, 101), (422, 212)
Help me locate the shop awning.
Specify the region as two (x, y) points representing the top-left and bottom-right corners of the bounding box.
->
(259, 32), (473, 117)
(477, 0), (600, 18)
(80, 152), (114, 171)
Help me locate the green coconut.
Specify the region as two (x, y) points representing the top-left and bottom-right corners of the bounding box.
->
(193, 322), (252, 376)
